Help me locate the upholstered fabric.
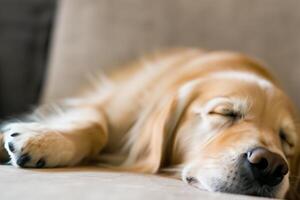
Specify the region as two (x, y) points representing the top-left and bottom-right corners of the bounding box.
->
(0, 166), (265, 200)
(44, 0), (300, 109)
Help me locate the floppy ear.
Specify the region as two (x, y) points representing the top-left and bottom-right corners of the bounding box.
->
(122, 81), (200, 173)
(287, 146), (300, 199)
(285, 118), (300, 200)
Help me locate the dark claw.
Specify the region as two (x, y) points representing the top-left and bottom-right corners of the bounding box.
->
(186, 176), (198, 184)
(36, 159), (46, 168)
(17, 154), (31, 167)
(8, 142), (15, 152)
(11, 133), (20, 137)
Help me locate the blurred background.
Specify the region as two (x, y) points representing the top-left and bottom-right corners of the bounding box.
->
(0, 0), (299, 119)
(0, 0), (56, 118)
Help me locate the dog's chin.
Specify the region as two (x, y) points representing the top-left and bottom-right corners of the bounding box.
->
(190, 179), (281, 198)
(216, 184), (277, 198)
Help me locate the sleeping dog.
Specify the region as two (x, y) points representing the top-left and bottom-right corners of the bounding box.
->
(0, 48), (299, 199)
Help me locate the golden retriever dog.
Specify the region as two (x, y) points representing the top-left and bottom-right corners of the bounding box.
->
(0, 48), (299, 199)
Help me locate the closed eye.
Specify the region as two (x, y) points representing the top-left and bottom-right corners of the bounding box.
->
(209, 110), (242, 120)
(279, 129), (294, 148)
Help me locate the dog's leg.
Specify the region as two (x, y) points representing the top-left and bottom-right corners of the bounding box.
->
(2, 106), (108, 168)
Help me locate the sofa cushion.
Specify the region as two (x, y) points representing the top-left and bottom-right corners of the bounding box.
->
(0, 165), (266, 200)
(44, 0), (300, 110)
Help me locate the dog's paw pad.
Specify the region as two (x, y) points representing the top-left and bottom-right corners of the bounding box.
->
(36, 158), (46, 168)
(10, 133), (20, 137)
(7, 142), (15, 152)
(16, 153), (31, 167)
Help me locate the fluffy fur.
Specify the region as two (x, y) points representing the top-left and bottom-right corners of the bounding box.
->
(0, 48), (299, 199)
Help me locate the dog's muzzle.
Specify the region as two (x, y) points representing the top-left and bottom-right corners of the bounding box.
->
(186, 147), (289, 197)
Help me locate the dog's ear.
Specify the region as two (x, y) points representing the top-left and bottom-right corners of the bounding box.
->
(286, 152), (300, 199)
(286, 119), (300, 200)
(122, 81), (200, 173)
(286, 143), (300, 199)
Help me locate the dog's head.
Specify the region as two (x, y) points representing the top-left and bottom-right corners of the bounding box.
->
(176, 74), (298, 198)
(124, 54), (300, 199)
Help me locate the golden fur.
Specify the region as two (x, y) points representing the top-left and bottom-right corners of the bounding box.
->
(0, 48), (299, 199)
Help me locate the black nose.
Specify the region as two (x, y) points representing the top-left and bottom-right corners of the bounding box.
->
(246, 147), (288, 186)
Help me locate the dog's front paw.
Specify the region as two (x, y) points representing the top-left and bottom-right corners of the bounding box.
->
(3, 123), (76, 168)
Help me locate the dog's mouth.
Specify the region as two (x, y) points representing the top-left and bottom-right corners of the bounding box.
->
(185, 176), (278, 198)
(183, 149), (288, 198)
(215, 180), (277, 198)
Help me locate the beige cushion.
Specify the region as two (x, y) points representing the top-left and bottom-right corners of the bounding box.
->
(0, 166), (265, 200)
(44, 0), (300, 108)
